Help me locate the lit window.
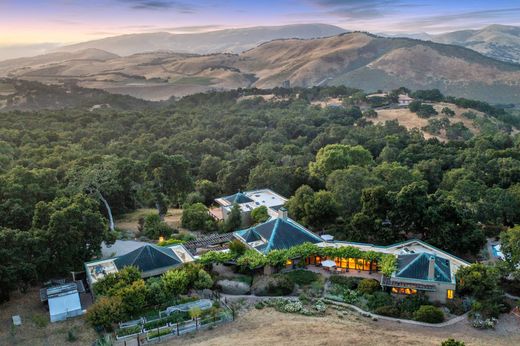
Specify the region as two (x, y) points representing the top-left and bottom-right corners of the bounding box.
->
(447, 289), (454, 300)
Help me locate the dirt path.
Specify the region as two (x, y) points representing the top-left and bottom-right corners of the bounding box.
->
(162, 308), (520, 346)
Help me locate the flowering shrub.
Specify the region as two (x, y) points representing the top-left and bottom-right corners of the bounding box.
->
(314, 299), (326, 313)
(471, 313), (498, 329)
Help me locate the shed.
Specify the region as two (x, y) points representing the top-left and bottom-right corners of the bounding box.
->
(46, 283), (84, 322)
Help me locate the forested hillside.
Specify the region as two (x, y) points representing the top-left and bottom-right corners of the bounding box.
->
(1, 86), (520, 301)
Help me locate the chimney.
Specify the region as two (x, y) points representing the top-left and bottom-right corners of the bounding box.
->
(428, 255), (435, 280)
(278, 207), (288, 220)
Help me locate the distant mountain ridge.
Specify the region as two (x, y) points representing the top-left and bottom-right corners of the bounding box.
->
(52, 24), (348, 56)
(1, 32), (520, 103)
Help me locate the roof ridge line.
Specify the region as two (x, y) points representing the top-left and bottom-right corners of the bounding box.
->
(396, 252), (426, 276)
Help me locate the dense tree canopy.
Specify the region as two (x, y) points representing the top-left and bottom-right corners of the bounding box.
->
(0, 86), (519, 297)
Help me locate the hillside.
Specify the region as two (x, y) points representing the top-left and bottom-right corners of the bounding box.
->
(431, 25), (520, 64)
(1, 33), (520, 103)
(53, 24), (347, 56)
(0, 78), (154, 111)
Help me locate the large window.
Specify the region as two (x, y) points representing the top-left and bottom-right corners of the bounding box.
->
(305, 256), (378, 271)
(391, 287), (417, 295)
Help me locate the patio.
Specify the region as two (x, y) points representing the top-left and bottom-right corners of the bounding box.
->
(305, 265), (382, 281)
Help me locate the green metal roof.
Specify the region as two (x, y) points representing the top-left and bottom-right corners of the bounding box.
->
(114, 244), (182, 273)
(396, 253), (451, 283)
(236, 217), (322, 254)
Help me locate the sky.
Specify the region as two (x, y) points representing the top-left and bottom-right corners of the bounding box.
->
(1, 0), (520, 47)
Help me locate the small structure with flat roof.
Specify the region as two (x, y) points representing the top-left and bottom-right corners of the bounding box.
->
(41, 283), (84, 323)
(211, 189), (288, 227)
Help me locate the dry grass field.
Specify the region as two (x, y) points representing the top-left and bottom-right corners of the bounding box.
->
(115, 208), (184, 235)
(165, 308), (520, 346)
(373, 102), (481, 141)
(0, 288), (97, 346)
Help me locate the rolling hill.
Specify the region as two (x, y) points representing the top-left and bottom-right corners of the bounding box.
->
(431, 24), (520, 64)
(1, 32), (520, 103)
(53, 24), (347, 56)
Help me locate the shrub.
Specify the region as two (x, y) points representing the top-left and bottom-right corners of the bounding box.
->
(86, 296), (125, 329)
(461, 111), (477, 119)
(194, 269), (214, 290)
(161, 269), (189, 296)
(255, 302), (265, 309)
(441, 107), (455, 117)
(417, 104), (438, 118)
(143, 213), (173, 239)
(252, 275), (294, 296)
(31, 314), (48, 328)
(414, 305), (444, 323)
(143, 318), (168, 331)
(116, 325), (142, 337)
(441, 339), (466, 346)
(181, 203), (215, 232)
(374, 305), (400, 317)
(445, 297), (467, 316)
(367, 292), (393, 311)
(329, 276), (361, 290)
(285, 270), (319, 285)
(228, 239), (247, 257)
(398, 294), (430, 317)
(357, 279), (380, 294)
(67, 327), (78, 342)
(216, 279), (251, 295)
(363, 109), (378, 118)
(251, 205), (269, 223)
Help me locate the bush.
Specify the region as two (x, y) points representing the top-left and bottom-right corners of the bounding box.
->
(285, 270), (319, 285)
(216, 279), (251, 295)
(441, 107), (455, 117)
(252, 275), (294, 296)
(329, 276), (361, 290)
(143, 213), (173, 239)
(417, 104), (438, 118)
(374, 305), (400, 317)
(251, 205), (269, 224)
(67, 327), (78, 342)
(367, 292), (393, 311)
(414, 305), (444, 323)
(228, 239), (247, 257)
(86, 296), (125, 329)
(398, 294), (430, 317)
(357, 279), (380, 294)
(445, 297), (467, 316)
(194, 269), (214, 290)
(116, 325), (142, 337)
(441, 339), (466, 346)
(181, 203), (215, 232)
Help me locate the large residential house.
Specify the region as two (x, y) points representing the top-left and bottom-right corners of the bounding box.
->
(316, 239), (467, 303)
(210, 189), (287, 226)
(84, 189), (469, 304)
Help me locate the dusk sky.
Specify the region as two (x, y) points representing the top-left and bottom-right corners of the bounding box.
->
(1, 0), (520, 46)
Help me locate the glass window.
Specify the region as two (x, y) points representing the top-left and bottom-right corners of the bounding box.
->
(447, 289), (454, 300)
(348, 258), (356, 269)
(341, 258), (347, 269)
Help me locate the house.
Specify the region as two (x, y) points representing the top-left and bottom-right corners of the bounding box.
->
(398, 94), (413, 106)
(234, 208), (323, 254)
(317, 239), (468, 303)
(40, 282), (85, 323)
(85, 243), (195, 287)
(210, 189), (287, 227)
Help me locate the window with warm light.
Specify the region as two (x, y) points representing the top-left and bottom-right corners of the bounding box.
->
(447, 289), (454, 299)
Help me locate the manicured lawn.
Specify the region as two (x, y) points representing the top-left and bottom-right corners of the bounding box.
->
(285, 270), (320, 285)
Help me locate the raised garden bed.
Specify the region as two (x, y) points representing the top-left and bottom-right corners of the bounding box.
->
(116, 325), (142, 340)
(146, 326), (173, 341)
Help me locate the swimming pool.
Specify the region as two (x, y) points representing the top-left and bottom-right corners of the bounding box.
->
(492, 244), (505, 259)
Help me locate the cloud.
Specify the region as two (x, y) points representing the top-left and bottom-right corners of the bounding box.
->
(307, 0), (412, 20)
(395, 7), (520, 32)
(118, 0), (195, 12)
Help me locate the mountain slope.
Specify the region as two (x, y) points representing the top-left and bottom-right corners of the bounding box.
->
(54, 24), (347, 56)
(431, 25), (520, 64)
(1, 33), (520, 103)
